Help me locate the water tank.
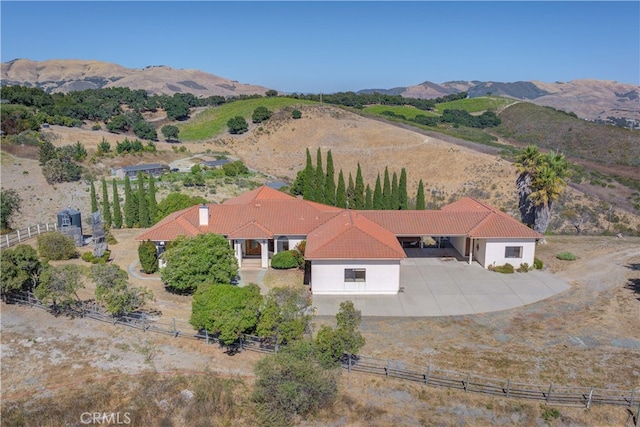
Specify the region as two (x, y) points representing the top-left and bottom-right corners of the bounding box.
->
(57, 206), (82, 235)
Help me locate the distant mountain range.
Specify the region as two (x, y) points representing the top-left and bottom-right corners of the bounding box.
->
(2, 58), (638, 124)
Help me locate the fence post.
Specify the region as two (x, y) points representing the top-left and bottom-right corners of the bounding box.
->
(46, 223), (50, 231)
(37, 224), (40, 235)
(506, 380), (511, 398)
(142, 316), (146, 332)
(205, 329), (209, 345)
(6, 234), (9, 247)
(586, 387), (593, 409)
(28, 227), (31, 238)
(464, 374), (470, 392)
(631, 388), (636, 407)
(425, 366), (430, 385)
(385, 359), (389, 377)
(16, 230), (20, 243)
(546, 383), (552, 402)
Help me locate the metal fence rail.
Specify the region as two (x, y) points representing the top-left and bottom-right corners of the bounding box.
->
(4, 291), (638, 410)
(0, 222), (58, 250)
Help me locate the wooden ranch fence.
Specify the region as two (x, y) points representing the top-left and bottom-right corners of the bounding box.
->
(4, 291), (638, 410)
(0, 222), (58, 250)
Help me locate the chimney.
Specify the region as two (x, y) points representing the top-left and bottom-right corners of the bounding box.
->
(199, 204), (209, 227)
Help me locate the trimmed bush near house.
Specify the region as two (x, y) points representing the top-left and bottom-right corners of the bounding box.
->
(271, 250), (299, 269)
(516, 263), (530, 273)
(489, 263), (514, 274)
(556, 252), (577, 261)
(533, 257), (544, 270)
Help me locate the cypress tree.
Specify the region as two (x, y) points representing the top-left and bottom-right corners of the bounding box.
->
(325, 150), (336, 206)
(124, 175), (136, 228)
(336, 170), (346, 208)
(373, 173), (383, 210)
(354, 163), (364, 209)
(399, 168), (408, 210)
(347, 172), (355, 209)
(314, 147), (325, 204)
(365, 184), (373, 209)
(101, 177), (111, 228)
(391, 171), (399, 210)
(137, 172), (149, 228)
(382, 167), (391, 210)
(90, 180), (98, 214)
(416, 179), (426, 210)
(303, 148), (315, 201)
(147, 174), (158, 225)
(112, 179), (123, 229)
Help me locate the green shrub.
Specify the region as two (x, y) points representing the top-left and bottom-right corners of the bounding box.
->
(138, 240), (158, 274)
(516, 263), (530, 273)
(533, 257), (544, 270)
(556, 252), (577, 261)
(81, 252), (94, 262)
(490, 263), (514, 274)
(292, 109), (302, 119)
(37, 232), (78, 260)
(81, 249), (111, 264)
(270, 250), (299, 269)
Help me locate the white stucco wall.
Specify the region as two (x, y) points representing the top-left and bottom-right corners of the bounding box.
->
(310, 260), (400, 295)
(274, 235), (305, 254)
(450, 236), (468, 257)
(482, 238), (537, 268)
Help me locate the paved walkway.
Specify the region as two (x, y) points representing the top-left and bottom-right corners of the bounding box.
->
(312, 256), (570, 317)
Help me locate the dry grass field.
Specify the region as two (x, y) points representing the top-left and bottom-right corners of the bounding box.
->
(2, 229), (639, 426)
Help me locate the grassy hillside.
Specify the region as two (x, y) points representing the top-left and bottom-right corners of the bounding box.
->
(362, 104), (438, 118)
(494, 102), (640, 167)
(434, 96), (513, 114)
(178, 97), (316, 141)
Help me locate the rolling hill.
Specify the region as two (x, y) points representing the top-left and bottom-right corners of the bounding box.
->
(2, 58), (638, 126)
(0, 58), (273, 97)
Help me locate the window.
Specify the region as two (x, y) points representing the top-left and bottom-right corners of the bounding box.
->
(505, 246), (523, 258)
(345, 268), (366, 282)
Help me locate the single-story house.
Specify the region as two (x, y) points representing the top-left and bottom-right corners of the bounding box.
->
(136, 186), (541, 295)
(111, 163), (169, 179)
(202, 158), (231, 169)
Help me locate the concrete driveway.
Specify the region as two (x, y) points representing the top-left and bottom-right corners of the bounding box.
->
(312, 254), (570, 317)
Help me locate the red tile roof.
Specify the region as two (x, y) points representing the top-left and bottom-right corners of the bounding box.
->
(136, 187), (540, 257)
(305, 210), (406, 259)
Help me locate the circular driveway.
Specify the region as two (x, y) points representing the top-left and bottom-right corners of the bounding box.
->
(312, 255), (570, 317)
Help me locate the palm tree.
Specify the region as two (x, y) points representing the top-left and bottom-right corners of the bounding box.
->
(515, 146), (569, 235)
(529, 154), (568, 235)
(514, 145), (541, 227)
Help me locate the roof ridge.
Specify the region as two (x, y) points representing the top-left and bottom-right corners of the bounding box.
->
(349, 211), (406, 257)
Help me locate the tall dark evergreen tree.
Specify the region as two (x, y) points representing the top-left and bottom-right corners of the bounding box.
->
(336, 170), (346, 208)
(391, 171), (399, 210)
(415, 179), (426, 210)
(101, 178), (112, 228)
(399, 168), (408, 210)
(354, 163), (364, 209)
(137, 172), (150, 228)
(303, 148), (315, 201)
(364, 184), (373, 210)
(347, 172), (355, 209)
(314, 147), (325, 204)
(90, 180), (98, 214)
(382, 167), (391, 210)
(147, 174), (158, 225)
(373, 173), (383, 210)
(324, 150), (336, 206)
(112, 179), (123, 229)
(124, 175), (136, 228)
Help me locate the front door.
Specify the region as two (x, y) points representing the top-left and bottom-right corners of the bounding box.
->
(246, 239), (261, 256)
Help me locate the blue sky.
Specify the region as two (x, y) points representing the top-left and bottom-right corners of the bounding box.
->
(1, 2), (638, 93)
